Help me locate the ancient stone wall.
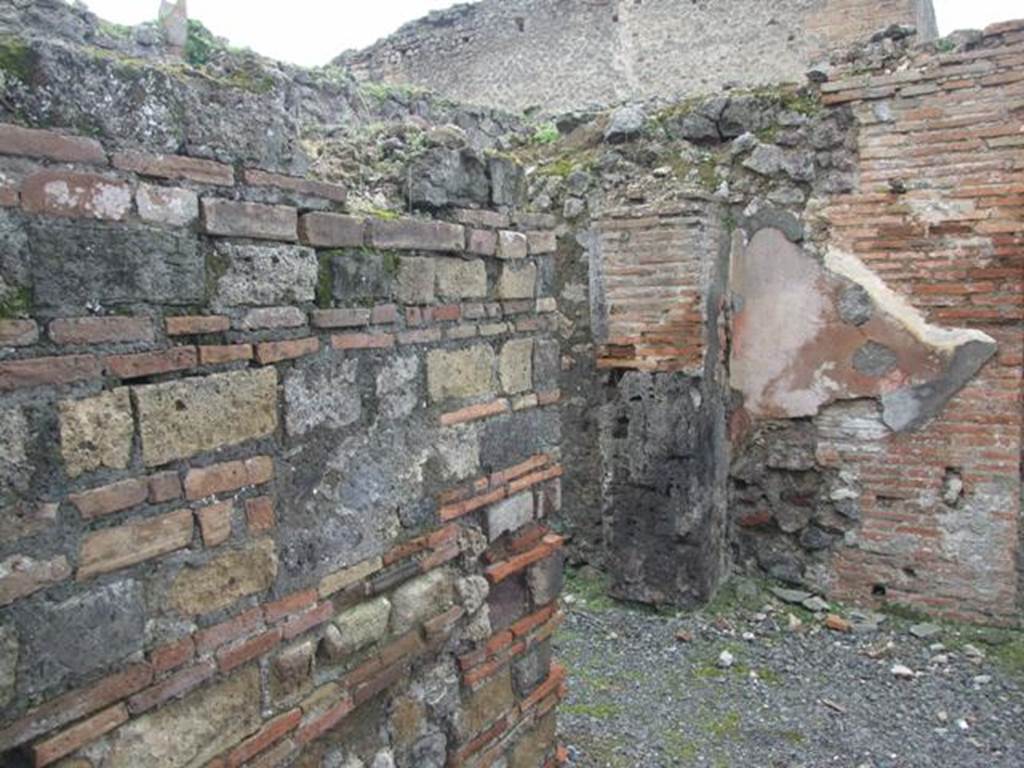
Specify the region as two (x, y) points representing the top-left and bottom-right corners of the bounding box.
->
(340, 0), (938, 112)
(0, 5), (565, 767)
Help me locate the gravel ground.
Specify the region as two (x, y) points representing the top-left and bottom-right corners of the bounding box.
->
(554, 571), (1024, 768)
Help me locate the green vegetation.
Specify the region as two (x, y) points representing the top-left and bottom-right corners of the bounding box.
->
(185, 19), (220, 68)
(530, 122), (560, 145)
(0, 35), (35, 82)
(663, 730), (699, 762)
(359, 81), (428, 102)
(562, 701), (621, 719)
(97, 20), (133, 41)
(705, 710), (742, 742)
(0, 286), (31, 319)
(316, 253), (334, 309)
(564, 566), (617, 612)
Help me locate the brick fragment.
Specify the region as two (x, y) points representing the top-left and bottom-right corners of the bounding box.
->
(31, 704), (128, 767)
(317, 556), (383, 598)
(467, 228), (498, 256)
(0, 124), (106, 164)
(77, 509), (194, 580)
(105, 347), (197, 379)
(194, 606), (265, 655)
(371, 304), (400, 325)
(69, 478), (149, 519)
(331, 332), (395, 350)
(0, 354), (101, 391)
(244, 168), (348, 203)
(50, 316), (154, 345)
(200, 344), (253, 365)
(149, 635), (195, 674)
(226, 708), (302, 767)
(311, 308), (371, 329)
(245, 496), (276, 533)
(137, 183), (199, 226)
(298, 212), (365, 247)
(185, 456), (274, 501)
(295, 695), (353, 745)
(113, 150), (234, 186)
(197, 501), (233, 547)
(0, 554), (71, 607)
(21, 171), (132, 221)
(281, 601), (334, 640)
(148, 471), (183, 503)
(371, 217), (465, 252)
(216, 628), (282, 673)
(0, 319), (38, 347)
(126, 660), (216, 714)
(263, 589), (318, 624)
(166, 315), (231, 336)
(454, 208), (510, 229)
(440, 399), (511, 427)
(255, 336), (320, 364)
(201, 198), (298, 241)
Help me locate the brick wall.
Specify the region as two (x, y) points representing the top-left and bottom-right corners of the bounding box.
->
(811, 19), (1023, 623)
(0, 124), (565, 766)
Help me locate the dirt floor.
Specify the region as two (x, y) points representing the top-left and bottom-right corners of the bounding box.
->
(554, 569), (1024, 768)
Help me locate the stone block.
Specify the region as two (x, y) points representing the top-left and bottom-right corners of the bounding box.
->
(78, 509), (194, 581)
(285, 354), (361, 437)
(372, 217), (465, 252)
(322, 597), (391, 660)
(390, 570), (454, 634)
(331, 250), (392, 302)
(270, 640), (315, 702)
(512, 639), (552, 697)
(377, 353), (421, 420)
(29, 220), (203, 310)
(134, 368), (278, 466)
(508, 711), (556, 768)
(467, 229), (497, 256)
(59, 389), (134, 479)
(458, 666), (514, 739)
(480, 407), (560, 471)
(106, 348), (197, 380)
(238, 306), (307, 330)
(104, 665), (261, 768)
(21, 171), (132, 221)
(497, 262), (537, 300)
(499, 338), (533, 394)
(244, 169), (348, 202)
(0, 624), (15, 707)
(69, 478), (149, 520)
(486, 492), (534, 541)
(136, 183), (199, 227)
(436, 258), (487, 299)
(170, 539), (277, 617)
(0, 319), (38, 347)
(527, 551), (564, 606)
(201, 198), (298, 241)
(299, 212), (365, 247)
(426, 345), (496, 402)
(527, 230), (557, 255)
(533, 338), (560, 391)
(487, 573), (528, 632)
(16, 580), (145, 696)
(197, 501), (233, 547)
(396, 257), (437, 305)
(496, 231), (528, 260)
(212, 242), (318, 308)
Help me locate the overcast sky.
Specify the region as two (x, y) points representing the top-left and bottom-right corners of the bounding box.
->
(82, 0), (1021, 68)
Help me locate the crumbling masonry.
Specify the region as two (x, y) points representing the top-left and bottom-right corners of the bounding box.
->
(0, 0), (1020, 766)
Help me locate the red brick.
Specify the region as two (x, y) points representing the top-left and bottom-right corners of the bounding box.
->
(0, 354), (102, 390)
(149, 635), (195, 674)
(467, 228), (498, 256)
(311, 308), (371, 329)
(440, 399), (511, 427)
(31, 704), (128, 767)
(485, 539), (558, 585)
(148, 471), (183, 503)
(201, 198), (297, 241)
(245, 496), (276, 533)
(331, 332), (395, 350)
(0, 319), (39, 347)
(226, 708), (302, 768)
(263, 589), (318, 624)
(105, 347), (197, 379)
(0, 554), (70, 607)
(194, 606), (265, 655)
(0, 124), (106, 164)
(126, 660), (216, 715)
(296, 695), (353, 745)
(216, 628), (282, 673)
(0, 183), (17, 207)
(371, 217), (465, 252)
(113, 150), (234, 186)
(0, 663), (151, 752)
(196, 501), (233, 547)
(440, 485), (507, 522)
(77, 509), (194, 581)
(68, 478), (149, 520)
(49, 316), (154, 345)
(281, 601), (334, 640)
(244, 169), (348, 203)
(21, 171), (132, 221)
(184, 456), (274, 500)
(245, 738), (296, 768)
(397, 328), (441, 345)
(298, 212), (365, 246)
(200, 344), (253, 365)
(255, 336), (319, 364)
(166, 315), (231, 336)
(371, 304), (400, 325)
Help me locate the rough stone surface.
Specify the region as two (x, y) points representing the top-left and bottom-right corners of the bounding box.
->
(487, 492), (534, 541)
(396, 257), (437, 305)
(58, 389), (134, 479)
(499, 339), (533, 394)
(169, 539), (278, 616)
(390, 570), (455, 634)
(285, 354), (361, 437)
(327, 597), (392, 658)
(134, 368), (279, 466)
(497, 262), (537, 300)
(426, 345), (496, 403)
(377, 354), (422, 420)
(212, 242), (318, 309)
(408, 148), (490, 209)
(0, 625), (16, 708)
(436, 258), (487, 299)
(605, 105), (645, 143)
(331, 250), (392, 303)
(105, 665), (262, 768)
